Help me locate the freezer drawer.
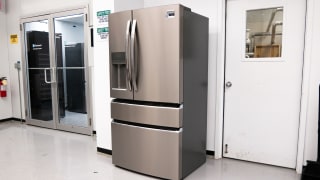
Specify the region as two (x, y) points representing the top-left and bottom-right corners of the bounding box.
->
(111, 101), (182, 128)
(112, 121), (182, 180)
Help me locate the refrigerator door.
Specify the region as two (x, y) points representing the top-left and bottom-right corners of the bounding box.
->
(132, 5), (183, 103)
(109, 11), (133, 99)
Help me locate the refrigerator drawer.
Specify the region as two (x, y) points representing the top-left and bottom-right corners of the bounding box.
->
(111, 101), (182, 128)
(112, 121), (182, 180)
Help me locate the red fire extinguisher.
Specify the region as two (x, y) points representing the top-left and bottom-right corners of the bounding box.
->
(0, 77), (7, 98)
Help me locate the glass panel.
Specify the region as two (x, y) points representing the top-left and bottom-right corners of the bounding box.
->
(24, 20), (53, 121)
(246, 7), (283, 58)
(57, 68), (88, 127)
(54, 14), (88, 127)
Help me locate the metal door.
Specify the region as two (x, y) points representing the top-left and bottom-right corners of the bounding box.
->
(109, 11), (134, 100)
(132, 5), (183, 104)
(52, 9), (92, 135)
(224, 0), (306, 168)
(21, 8), (92, 135)
(21, 15), (56, 129)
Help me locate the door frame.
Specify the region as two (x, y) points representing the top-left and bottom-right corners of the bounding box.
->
(20, 6), (93, 135)
(214, 0), (308, 173)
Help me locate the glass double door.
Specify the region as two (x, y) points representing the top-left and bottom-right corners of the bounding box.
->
(22, 9), (91, 135)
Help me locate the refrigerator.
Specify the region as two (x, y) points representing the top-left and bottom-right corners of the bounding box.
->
(109, 4), (209, 180)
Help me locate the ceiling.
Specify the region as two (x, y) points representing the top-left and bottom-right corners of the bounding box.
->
(55, 14), (84, 25)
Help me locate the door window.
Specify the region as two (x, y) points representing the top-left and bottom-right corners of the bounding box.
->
(24, 20), (54, 121)
(54, 14), (89, 127)
(245, 7), (283, 58)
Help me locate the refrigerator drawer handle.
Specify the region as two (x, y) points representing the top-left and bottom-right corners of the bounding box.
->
(125, 20), (132, 91)
(131, 19), (138, 91)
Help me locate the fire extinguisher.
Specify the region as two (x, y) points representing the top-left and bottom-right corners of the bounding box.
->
(0, 77), (7, 98)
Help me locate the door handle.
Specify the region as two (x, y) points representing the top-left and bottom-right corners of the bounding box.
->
(226, 81), (232, 88)
(131, 19), (138, 92)
(44, 68), (54, 84)
(125, 20), (132, 91)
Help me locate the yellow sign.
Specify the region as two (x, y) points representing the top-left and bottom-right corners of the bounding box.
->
(10, 34), (18, 44)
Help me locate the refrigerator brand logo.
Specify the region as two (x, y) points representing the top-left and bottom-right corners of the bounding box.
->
(166, 10), (175, 18)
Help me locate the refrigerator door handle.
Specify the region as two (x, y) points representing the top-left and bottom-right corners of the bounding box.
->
(125, 20), (132, 91)
(131, 19), (138, 92)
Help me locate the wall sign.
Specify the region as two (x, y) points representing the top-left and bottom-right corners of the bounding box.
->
(96, 10), (111, 24)
(10, 34), (18, 44)
(97, 27), (109, 41)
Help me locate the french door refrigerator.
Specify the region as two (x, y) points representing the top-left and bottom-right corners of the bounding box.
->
(109, 4), (208, 180)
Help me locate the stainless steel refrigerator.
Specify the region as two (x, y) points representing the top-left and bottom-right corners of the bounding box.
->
(109, 4), (208, 180)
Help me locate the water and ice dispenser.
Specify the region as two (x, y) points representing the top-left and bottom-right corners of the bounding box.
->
(111, 52), (127, 89)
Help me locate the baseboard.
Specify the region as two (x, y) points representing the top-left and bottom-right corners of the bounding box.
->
(97, 147), (112, 155)
(0, 117), (25, 123)
(0, 118), (13, 122)
(97, 147), (213, 157)
(11, 118), (25, 122)
(206, 150), (215, 156)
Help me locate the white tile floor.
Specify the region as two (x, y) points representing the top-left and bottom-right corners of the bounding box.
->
(0, 121), (301, 180)
(59, 111), (88, 127)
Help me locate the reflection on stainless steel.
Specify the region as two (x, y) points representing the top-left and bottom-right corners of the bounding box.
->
(130, 19), (138, 92)
(125, 20), (132, 91)
(109, 4), (208, 180)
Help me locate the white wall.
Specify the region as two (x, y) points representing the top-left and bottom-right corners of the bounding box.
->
(302, 0), (320, 164)
(92, 0), (114, 150)
(0, 11), (12, 120)
(93, 0), (144, 150)
(144, 0), (217, 151)
(115, 0), (144, 11)
(6, 0), (23, 120)
(20, 0), (89, 17)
